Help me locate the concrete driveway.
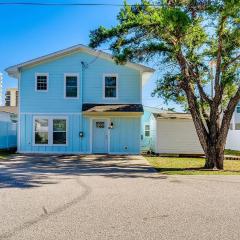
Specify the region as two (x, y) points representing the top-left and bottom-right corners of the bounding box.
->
(1, 155), (240, 240)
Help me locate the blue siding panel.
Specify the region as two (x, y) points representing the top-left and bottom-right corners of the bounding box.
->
(20, 51), (141, 113)
(19, 50), (142, 154)
(0, 121), (17, 149)
(19, 113), (140, 154)
(141, 108), (157, 152)
(110, 117), (140, 154)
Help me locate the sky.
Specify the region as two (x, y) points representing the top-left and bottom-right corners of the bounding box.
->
(0, 0), (183, 111)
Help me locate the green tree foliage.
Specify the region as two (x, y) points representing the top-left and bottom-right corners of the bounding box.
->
(89, 0), (240, 169)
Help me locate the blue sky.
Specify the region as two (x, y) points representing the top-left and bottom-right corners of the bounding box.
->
(0, 0), (182, 111)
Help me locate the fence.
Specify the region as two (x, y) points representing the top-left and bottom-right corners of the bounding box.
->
(0, 120), (17, 150)
(226, 130), (240, 151)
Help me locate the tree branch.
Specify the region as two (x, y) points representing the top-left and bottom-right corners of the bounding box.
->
(196, 77), (212, 104)
(182, 61), (212, 104)
(215, 16), (227, 89)
(222, 54), (240, 72)
(176, 51), (209, 152)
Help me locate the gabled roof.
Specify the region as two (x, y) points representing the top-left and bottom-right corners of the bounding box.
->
(144, 106), (174, 114)
(153, 112), (192, 120)
(5, 44), (155, 78)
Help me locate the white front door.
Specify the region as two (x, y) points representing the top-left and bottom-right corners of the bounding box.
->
(92, 119), (109, 153)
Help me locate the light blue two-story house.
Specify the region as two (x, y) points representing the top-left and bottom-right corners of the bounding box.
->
(6, 44), (154, 154)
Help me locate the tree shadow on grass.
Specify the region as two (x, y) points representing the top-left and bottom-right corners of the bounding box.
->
(0, 154), (167, 189)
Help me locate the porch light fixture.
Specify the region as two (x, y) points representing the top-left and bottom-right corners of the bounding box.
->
(79, 131), (84, 138)
(109, 122), (114, 129)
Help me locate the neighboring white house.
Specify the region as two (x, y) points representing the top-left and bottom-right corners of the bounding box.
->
(141, 106), (240, 154)
(141, 107), (204, 154)
(225, 104), (240, 150)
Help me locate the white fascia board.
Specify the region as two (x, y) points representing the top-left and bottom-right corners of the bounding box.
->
(5, 44), (155, 79)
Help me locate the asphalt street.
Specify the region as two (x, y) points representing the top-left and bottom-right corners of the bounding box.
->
(1, 154), (240, 240)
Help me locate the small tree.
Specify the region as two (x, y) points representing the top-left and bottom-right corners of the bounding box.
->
(89, 0), (240, 169)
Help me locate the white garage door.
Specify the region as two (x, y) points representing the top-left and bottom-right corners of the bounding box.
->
(156, 119), (204, 154)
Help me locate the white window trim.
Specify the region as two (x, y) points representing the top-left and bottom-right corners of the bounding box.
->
(33, 116), (68, 146)
(35, 73), (49, 92)
(64, 73), (79, 99)
(103, 73), (118, 100)
(144, 124), (150, 137)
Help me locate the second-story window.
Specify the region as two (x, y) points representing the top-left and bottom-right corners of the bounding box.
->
(104, 74), (117, 99)
(64, 74), (79, 98)
(36, 73), (48, 91)
(237, 103), (240, 113)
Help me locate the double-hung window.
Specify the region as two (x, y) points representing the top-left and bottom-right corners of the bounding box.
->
(53, 119), (67, 144)
(36, 73), (48, 91)
(34, 117), (67, 145)
(104, 74), (117, 99)
(34, 118), (49, 144)
(145, 125), (150, 137)
(64, 74), (79, 98)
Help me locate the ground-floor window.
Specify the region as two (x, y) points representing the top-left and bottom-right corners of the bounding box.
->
(35, 118), (49, 144)
(144, 124), (150, 137)
(53, 119), (67, 144)
(33, 117), (67, 145)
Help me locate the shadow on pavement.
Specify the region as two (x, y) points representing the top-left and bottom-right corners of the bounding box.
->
(0, 154), (166, 189)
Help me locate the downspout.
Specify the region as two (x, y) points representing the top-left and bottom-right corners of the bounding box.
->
(17, 71), (21, 153)
(80, 61), (85, 152)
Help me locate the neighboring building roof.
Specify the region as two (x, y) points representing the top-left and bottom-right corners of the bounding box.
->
(153, 112), (192, 120)
(144, 106), (175, 114)
(5, 44), (155, 78)
(144, 105), (191, 119)
(82, 104), (144, 113)
(0, 106), (18, 114)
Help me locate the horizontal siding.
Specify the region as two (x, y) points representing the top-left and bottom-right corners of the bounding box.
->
(156, 119), (203, 154)
(20, 51), (141, 113)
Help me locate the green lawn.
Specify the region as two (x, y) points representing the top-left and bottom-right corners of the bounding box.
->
(146, 157), (240, 175)
(224, 149), (240, 156)
(0, 151), (14, 160)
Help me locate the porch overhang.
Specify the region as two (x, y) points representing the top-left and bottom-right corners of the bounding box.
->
(82, 104), (143, 116)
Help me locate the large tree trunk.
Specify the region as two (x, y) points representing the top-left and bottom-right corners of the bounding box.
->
(204, 145), (224, 170)
(176, 52), (240, 171)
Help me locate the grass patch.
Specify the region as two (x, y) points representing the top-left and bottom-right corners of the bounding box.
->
(224, 149), (240, 156)
(0, 150), (15, 160)
(146, 157), (240, 175)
